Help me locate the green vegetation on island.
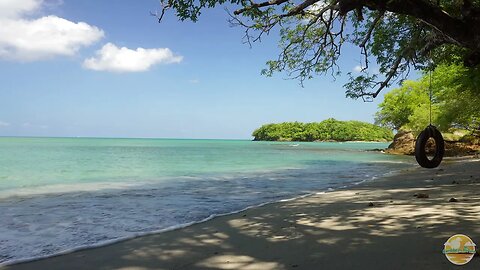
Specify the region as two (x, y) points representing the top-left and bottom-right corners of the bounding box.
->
(252, 119), (393, 142)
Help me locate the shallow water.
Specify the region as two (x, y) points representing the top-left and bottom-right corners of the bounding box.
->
(0, 137), (413, 265)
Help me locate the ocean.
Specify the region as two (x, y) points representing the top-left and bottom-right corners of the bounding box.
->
(0, 137), (413, 265)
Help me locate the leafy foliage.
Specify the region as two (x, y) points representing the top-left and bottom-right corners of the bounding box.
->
(252, 119), (393, 141)
(375, 64), (480, 135)
(375, 80), (435, 132)
(154, 0), (480, 99)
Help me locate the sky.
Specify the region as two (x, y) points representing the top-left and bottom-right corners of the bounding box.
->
(0, 0), (404, 139)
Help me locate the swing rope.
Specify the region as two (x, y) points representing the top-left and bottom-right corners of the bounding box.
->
(414, 65), (445, 168)
(429, 69), (433, 126)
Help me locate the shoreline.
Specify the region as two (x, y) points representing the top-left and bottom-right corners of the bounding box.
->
(4, 158), (480, 269)
(0, 192), (317, 268)
(0, 161), (408, 267)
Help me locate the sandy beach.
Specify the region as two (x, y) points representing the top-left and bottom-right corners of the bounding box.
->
(3, 158), (480, 270)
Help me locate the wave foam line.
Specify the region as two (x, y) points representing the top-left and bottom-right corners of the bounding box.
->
(0, 163), (413, 267)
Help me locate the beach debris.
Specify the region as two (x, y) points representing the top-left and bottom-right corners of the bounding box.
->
(452, 180), (459, 184)
(449, 197), (459, 202)
(414, 193), (429, 198)
(367, 202), (375, 207)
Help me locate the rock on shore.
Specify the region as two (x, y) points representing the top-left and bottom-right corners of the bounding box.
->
(385, 131), (415, 155)
(386, 130), (480, 156)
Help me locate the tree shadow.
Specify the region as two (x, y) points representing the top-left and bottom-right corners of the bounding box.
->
(4, 161), (480, 270)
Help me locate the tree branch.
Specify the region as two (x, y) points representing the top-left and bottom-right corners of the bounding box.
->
(372, 52), (404, 98)
(359, 10), (384, 71)
(233, 0), (289, 15)
(338, 0), (472, 49)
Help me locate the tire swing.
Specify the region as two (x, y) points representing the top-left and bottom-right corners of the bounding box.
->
(415, 125), (444, 168)
(414, 69), (445, 168)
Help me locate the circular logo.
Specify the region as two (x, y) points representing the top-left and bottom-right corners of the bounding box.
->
(443, 234), (476, 265)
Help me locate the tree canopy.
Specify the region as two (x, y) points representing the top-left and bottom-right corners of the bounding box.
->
(154, 0), (480, 99)
(375, 64), (480, 134)
(252, 119), (393, 141)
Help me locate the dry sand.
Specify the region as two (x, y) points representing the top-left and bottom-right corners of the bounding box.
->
(3, 158), (480, 270)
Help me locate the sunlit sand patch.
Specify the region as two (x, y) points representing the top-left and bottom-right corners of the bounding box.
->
(296, 216), (357, 230)
(228, 219), (273, 235)
(349, 213), (377, 223)
(283, 190), (360, 208)
(178, 237), (203, 246)
(200, 238), (222, 245)
(228, 218), (302, 242)
(128, 248), (187, 261)
(361, 204), (460, 225)
(196, 233), (229, 245)
(177, 233), (231, 247)
(214, 232), (229, 238)
(196, 255), (285, 270)
(269, 228), (303, 242)
(316, 237), (343, 245)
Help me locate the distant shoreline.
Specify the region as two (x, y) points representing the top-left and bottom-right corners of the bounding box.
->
(252, 139), (389, 143)
(252, 119), (393, 142)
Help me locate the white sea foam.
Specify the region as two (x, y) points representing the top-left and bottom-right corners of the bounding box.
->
(0, 191), (318, 267)
(0, 162), (414, 267)
(0, 137), (414, 266)
(0, 182), (148, 200)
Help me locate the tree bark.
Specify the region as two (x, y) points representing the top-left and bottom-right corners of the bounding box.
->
(338, 0), (480, 55)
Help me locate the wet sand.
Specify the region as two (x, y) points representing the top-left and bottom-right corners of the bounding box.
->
(3, 158), (480, 270)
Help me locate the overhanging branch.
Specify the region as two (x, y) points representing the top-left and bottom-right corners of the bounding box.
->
(233, 0), (289, 15)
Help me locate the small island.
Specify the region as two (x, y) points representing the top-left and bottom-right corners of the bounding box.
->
(252, 118), (393, 142)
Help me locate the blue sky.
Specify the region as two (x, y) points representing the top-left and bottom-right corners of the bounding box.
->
(0, 0), (403, 139)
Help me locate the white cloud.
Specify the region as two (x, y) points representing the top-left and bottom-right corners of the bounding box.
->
(305, 1), (338, 21)
(307, 1), (328, 12)
(353, 65), (380, 75)
(83, 43), (183, 72)
(0, 0), (42, 19)
(353, 65), (364, 72)
(0, 0), (104, 61)
(0, 121), (10, 127)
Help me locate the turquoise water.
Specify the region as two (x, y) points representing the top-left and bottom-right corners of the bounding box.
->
(0, 137), (413, 265)
(0, 137), (405, 192)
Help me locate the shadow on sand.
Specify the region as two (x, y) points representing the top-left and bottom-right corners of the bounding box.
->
(4, 160), (480, 270)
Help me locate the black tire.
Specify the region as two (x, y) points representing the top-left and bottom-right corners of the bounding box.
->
(415, 125), (445, 168)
